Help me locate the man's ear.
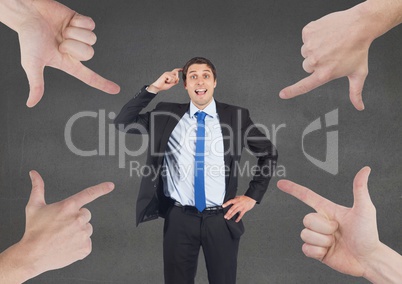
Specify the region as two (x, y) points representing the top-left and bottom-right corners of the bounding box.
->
(214, 80), (217, 88)
(184, 81), (187, 89)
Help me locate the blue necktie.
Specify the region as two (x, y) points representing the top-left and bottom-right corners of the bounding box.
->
(194, 111), (207, 212)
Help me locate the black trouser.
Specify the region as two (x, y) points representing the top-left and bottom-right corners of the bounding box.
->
(163, 205), (240, 284)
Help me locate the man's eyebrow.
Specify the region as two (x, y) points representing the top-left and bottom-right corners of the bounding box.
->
(188, 70), (212, 74)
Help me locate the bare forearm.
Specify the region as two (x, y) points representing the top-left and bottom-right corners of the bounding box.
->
(0, 0), (33, 31)
(358, 0), (402, 41)
(0, 242), (37, 284)
(363, 242), (402, 283)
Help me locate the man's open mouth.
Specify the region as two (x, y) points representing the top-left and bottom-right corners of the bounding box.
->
(195, 89), (207, 95)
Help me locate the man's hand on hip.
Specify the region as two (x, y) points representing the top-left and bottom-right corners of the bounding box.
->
(222, 195), (257, 222)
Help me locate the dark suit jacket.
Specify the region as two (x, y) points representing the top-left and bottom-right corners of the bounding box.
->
(115, 86), (278, 235)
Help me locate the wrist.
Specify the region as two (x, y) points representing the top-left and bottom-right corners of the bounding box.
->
(0, 0), (34, 32)
(362, 242), (402, 283)
(357, 0), (402, 41)
(0, 241), (38, 283)
(147, 84), (160, 94)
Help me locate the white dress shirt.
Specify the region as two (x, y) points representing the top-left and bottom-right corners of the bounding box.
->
(162, 99), (226, 207)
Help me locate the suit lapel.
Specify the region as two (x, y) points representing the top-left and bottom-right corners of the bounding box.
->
(216, 101), (232, 170)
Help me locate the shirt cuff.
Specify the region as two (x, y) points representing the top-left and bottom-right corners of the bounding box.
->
(146, 85), (158, 95)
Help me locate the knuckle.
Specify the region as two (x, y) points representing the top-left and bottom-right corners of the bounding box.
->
(330, 220), (338, 232)
(303, 43), (312, 52)
(315, 250), (326, 260)
(302, 23), (313, 40)
(62, 27), (73, 39)
(76, 214), (86, 226)
(309, 56), (318, 67)
(301, 45), (308, 58)
(302, 244), (311, 257)
(87, 223), (94, 237)
(92, 33), (98, 44)
(87, 17), (95, 26)
(86, 208), (92, 219)
(304, 248), (316, 259)
(303, 214), (313, 228)
(325, 235), (334, 247)
(301, 26), (309, 38)
(300, 228), (308, 241)
(302, 61), (310, 73)
(303, 244), (324, 259)
(58, 41), (68, 54)
(86, 47), (95, 60)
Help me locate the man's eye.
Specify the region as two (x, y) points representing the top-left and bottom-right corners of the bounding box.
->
(204, 75), (209, 79)
(191, 75), (197, 79)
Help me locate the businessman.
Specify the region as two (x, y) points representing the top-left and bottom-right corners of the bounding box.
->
(115, 57), (277, 284)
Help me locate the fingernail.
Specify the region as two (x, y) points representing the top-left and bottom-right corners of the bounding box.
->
(106, 182), (115, 190)
(279, 91), (286, 99)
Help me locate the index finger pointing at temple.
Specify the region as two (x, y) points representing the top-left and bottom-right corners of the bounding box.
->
(67, 182), (115, 209)
(277, 180), (333, 213)
(172, 68), (183, 75)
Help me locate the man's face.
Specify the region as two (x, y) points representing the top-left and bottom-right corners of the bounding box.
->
(184, 64), (217, 110)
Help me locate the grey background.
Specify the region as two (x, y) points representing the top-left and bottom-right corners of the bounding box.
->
(1, 0), (401, 283)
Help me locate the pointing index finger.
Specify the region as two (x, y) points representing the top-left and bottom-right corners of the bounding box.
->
(61, 58), (120, 94)
(67, 182), (114, 209)
(279, 72), (329, 99)
(171, 68), (183, 77)
(277, 180), (333, 213)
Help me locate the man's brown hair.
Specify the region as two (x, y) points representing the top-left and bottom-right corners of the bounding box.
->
(182, 57), (217, 84)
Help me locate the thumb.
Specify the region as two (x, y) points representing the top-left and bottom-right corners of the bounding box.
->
(23, 63), (45, 108)
(352, 166), (372, 210)
(28, 170), (46, 207)
(348, 74), (366, 111)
